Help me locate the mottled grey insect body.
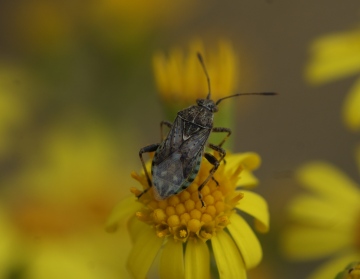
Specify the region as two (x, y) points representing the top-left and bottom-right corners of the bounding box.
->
(151, 101), (215, 200)
(137, 53), (276, 207)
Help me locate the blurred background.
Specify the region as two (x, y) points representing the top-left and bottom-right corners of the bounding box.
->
(0, 0), (359, 278)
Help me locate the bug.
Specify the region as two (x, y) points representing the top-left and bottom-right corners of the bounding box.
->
(138, 53), (276, 207)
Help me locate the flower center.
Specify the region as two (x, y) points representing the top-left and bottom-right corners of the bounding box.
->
(130, 159), (243, 242)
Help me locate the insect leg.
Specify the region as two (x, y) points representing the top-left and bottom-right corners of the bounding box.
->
(212, 127), (231, 147)
(211, 127), (231, 164)
(160, 121), (172, 140)
(203, 143), (221, 187)
(197, 150), (225, 207)
(138, 143), (160, 198)
(211, 176), (219, 186)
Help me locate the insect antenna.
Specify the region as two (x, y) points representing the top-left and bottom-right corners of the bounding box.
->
(215, 92), (277, 105)
(197, 52), (212, 100)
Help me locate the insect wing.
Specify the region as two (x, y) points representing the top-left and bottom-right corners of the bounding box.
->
(152, 117), (182, 166)
(152, 151), (185, 200)
(179, 127), (210, 178)
(152, 126), (210, 200)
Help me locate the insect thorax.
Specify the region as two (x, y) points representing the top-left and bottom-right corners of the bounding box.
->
(178, 106), (214, 129)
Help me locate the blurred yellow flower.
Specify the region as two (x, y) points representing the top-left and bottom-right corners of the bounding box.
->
(283, 148), (360, 279)
(1, 119), (134, 278)
(335, 262), (360, 279)
(0, 212), (132, 279)
(11, 120), (128, 206)
(305, 28), (360, 131)
(107, 152), (269, 279)
(153, 40), (238, 106)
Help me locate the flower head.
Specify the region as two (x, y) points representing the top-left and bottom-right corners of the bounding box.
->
(305, 27), (360, 131)
(153, 40), (238, 108)
(335, 262), (360, 279)
(282, 146), (360, 279)
(107, 152), (269, 278)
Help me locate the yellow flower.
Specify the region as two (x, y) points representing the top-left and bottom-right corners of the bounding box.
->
(305, 27), (360, 131)
(335, 262), (360, 279)
(0, 208), (132, 279)
(1, 120), (134, 278)
(283, 146), (360, 279)
(107, 152), (269, 279)
(153, 40), (238, 107)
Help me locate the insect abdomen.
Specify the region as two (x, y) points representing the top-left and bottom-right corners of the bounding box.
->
(152, 152), (185, 199)
(152, 151), (202, 200)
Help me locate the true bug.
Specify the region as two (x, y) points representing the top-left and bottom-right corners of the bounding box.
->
(139, 53), (276, 207)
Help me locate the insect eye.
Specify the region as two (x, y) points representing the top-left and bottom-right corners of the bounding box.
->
(196, 99), (205, 106)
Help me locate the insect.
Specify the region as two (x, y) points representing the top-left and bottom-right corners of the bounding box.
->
(139, 53), (276, 207)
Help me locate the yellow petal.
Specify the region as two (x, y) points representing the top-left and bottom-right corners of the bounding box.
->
(235, 190), (269, 233)
(282, 226), (352, 260)
(153, 52), (169, 100)
(308, 252), (360, 279)
(127, 229), (164, 279)
(343, 77), (360, 131)
(211, 231), (247, 278)
(227, 214), (263, 269)
(184, 240), (210, 279)
(227, 152), (261, 171)
(27, 248), (100, 279)
(236, 169), (259, 188)
(128, 216), (150, 243)
(159, 239), (184, 279)
(186, 40), (206, 99)
(297, 162), (360, 214)
(168, 48), (184, 99)
(215, 40), (238, 98)
(287, 194), (354, 230)
(105, 196), (141, 232)
(305, 29), (360, 84)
